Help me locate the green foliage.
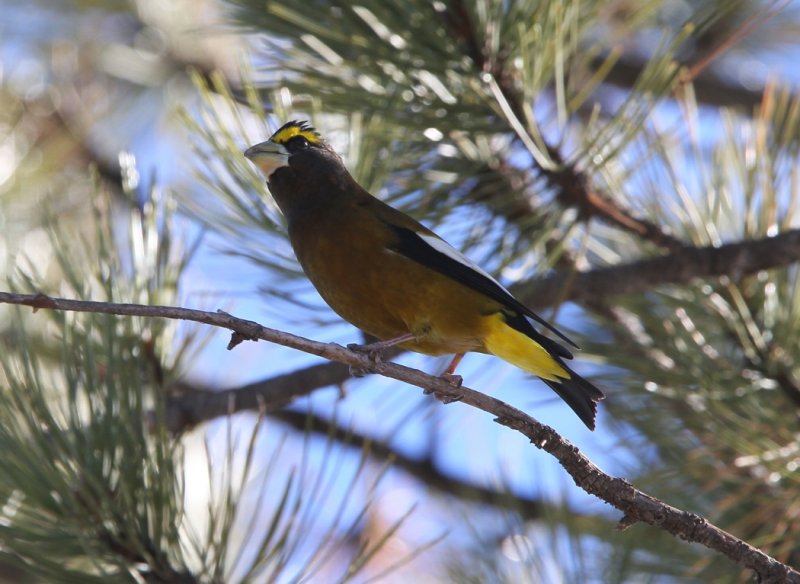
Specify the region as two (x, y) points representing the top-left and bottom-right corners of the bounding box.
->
(195, 0), (800, 580)
(0, 184), (190, 582)
(581, 85), (800, 576)
(3, 0), (800, 581)
(0, 311), (186, 583)
(0, 181), (411, 582)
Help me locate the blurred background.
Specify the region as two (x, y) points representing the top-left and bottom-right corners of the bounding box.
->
(1, 0), (799, 582)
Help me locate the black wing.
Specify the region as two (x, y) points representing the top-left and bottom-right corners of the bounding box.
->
(386, 223), (578, 358)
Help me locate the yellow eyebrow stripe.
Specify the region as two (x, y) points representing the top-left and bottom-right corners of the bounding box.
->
(269, 125), (322, 145)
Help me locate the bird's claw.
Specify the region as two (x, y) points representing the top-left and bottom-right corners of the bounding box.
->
(424, 389), (464, 404)
(440, 373), (463, 387)
(440, 392), (464, 404)
(348, 365), (371, 378)
(347, 343), (383, 363)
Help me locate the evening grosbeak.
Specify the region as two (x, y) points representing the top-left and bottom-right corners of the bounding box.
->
(244, 121), (604, 429)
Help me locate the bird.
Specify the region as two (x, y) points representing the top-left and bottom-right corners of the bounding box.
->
(244, 120), (605, 429)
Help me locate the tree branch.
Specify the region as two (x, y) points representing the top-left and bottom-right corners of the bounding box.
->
(520, 228), (800, 310)
(164, 362), (353, 432)
(598, 55), (765, 113)
(271, 409), (555, 520)
(1, 291), (798, 582)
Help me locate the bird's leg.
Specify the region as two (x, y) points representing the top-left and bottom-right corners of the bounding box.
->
(440, 353), (464, 387)
(348, 332), (415, 360)
(423, 353), (465, 403)
(347, 333), (416, 376)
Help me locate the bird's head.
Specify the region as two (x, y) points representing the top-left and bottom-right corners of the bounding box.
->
(244, 120), (345, 181)
(244, 120), (357, 220)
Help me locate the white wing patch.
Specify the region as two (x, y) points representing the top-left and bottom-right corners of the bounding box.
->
(418, 233), (510, 293)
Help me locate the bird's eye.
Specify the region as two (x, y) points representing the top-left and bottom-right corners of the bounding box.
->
(287, 136), (310, 152)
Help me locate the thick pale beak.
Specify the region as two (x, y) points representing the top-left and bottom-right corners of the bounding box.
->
(244, 140), (289, 177)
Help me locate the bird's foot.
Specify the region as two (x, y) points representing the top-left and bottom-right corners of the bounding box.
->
(347, 343), (384, 364)
(440, 372), (463, 387)
(438, 391), (464, 404)
(423, 374), (464, 404)
(347, 333), (416, 363)
(348, 364), (371, 378)
(427, 353), (465, 402)
(424, 389), (464, 403)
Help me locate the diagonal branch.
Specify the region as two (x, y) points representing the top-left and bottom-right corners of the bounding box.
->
(1, 291), (798, 582)
(598, 55), (765, 112)
(271, 409), (553, 520)
(164, 362), (353, 432)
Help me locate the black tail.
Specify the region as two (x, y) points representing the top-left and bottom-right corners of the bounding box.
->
(492, 309), (604, 429)
(541, 365), (605, 430)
